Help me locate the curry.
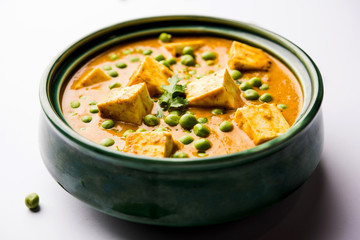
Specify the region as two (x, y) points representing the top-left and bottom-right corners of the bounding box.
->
(61, 34), (303, 158)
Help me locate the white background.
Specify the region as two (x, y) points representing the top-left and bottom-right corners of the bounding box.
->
(1, 0), (360, 239)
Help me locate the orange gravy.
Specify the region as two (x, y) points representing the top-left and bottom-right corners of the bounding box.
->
(61, 36), (303, 158)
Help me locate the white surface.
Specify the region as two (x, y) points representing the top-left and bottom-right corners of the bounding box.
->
(1, 0), (360, 239)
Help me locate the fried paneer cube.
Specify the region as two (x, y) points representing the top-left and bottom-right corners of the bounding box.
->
(163, 40), (204, 56)
(97, 83), (153, 125)
(72, 67), (111, 89)
(127, 56), (173, 96)
(228, 41), (271, 71)
(234, 103), (290, 145)
(123, 132), (176, 158)
(186, 69), (243, 109)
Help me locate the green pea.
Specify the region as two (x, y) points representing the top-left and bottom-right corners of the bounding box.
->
(129, 57), (139, 62)
(136, 128), (147, 132)
(159, 32), (172, 42)
(206, 60), (215, 66)
(197, 117), (208, 123)
(277, 104), (288, 110)
(154, 54), (165, 62)
(259, 93), (273, 102)
(230, 70), (242, 80)
(144, 114), (159, 126)
(108, 70), (118, 78)
(109, 53), (119, 60)
(198, 153), (208, 157)
(179, 135), (194, 145)
(194, 139), (211, 151)
(201, 51), (217, 60)
(89, 107), (99, 114)
(142, 49), (153, 55)
(165, 114), (180, 126)
(155, 126), (167, 131)
(135, 48), (142, 52)
(219, 121), (233, 132)
(100, 138), (115, 147)
(89, 101), (97, 105)
(240, 82), (252, 91)
(193, 124), (210, 137)
(160, 60), (170, 68)
(196, 74), (204, 79)
(170, 110), (182, 116)
(185, 110), (194, 115)
(181, 55), (195, 66)
(249, 77), (262, 87)
(123, 129), (134, 138)
(25, 193), (39, 210)
(103, 65), (112, 70)
(211, 109), (224, 115)
(195, 64), (201, 68)
(172, 152), (189, 158)
(122, 49), (133, 55)
(81, 115), (92, 123)
(101, 119), (115, 129)
(259, 84), (269, 90)
(116, 62), (127, 69)
(188, 70), (196, 75)
(109, 82), (121, 89)
(179, 114), (197, 130)
(70, 101), (80, 109)
(243, 89), (260, 100)
(167, 58), (177, 65)
(183, 46), (194, 56)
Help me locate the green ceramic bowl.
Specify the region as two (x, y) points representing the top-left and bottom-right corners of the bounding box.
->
(39, 16), (323, 226)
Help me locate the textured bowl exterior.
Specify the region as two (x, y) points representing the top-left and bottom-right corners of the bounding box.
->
(39, 16), (324, 226)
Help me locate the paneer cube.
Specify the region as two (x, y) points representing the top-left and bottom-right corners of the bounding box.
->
(72, 67), (111, 89)
(228, 41), (271, 71)
(123, 132), (176, 158)
(163, 40), (204, 56)
(127, 56), (173, 96)
(234, 103), (290, 145)
(186, 69), (243, 109)
(97, 83), (153, 125)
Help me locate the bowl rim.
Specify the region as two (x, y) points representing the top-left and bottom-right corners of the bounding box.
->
(39, 15), (323, 171)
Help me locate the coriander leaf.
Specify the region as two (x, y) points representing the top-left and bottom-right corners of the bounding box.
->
(155, 103), (165, 118)
(159, 75), (188, 111)
(161, 75), (179, 93)
(170, 97), (189, 108)
(173, 84), (186, 98)
(161, 75), (186, 97)
(158, 91), (172, 108)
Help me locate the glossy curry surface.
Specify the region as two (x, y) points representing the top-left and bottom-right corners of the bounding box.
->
(61, 36), (303, 158)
